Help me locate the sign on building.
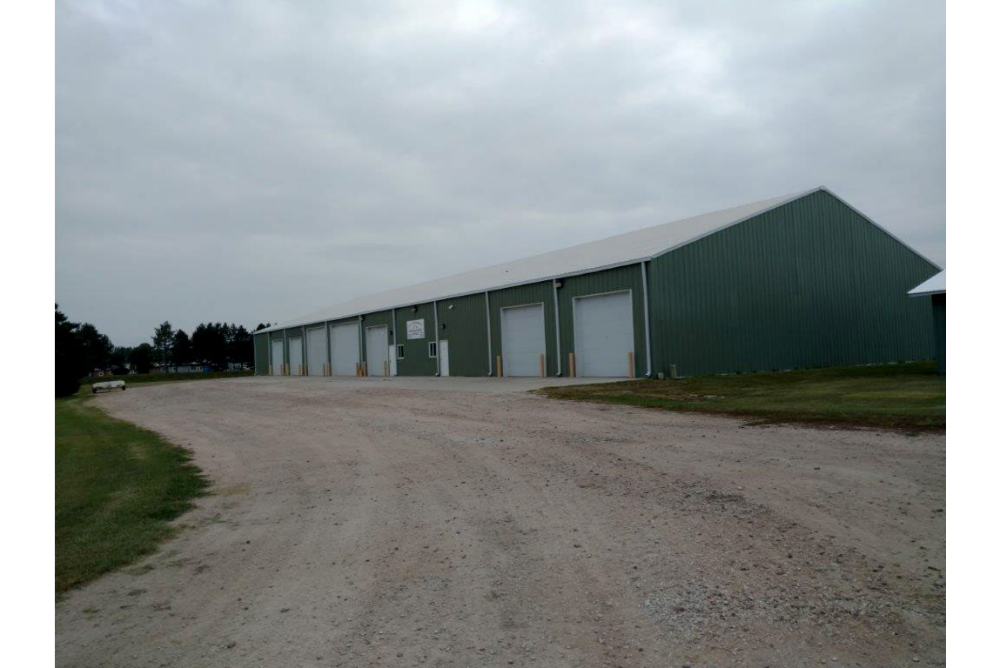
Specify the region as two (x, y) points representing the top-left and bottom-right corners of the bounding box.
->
(406, 319), (425, 340)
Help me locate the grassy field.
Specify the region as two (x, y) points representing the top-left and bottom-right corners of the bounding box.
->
(79, 369), (252, 393)
(55, 398), (209, 593)
(538, 362), (945, 431)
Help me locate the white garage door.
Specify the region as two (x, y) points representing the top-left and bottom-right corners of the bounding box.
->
(365, 326), (389, 377)
(331, 322), (359, 376)
(288, 337), (303, 376)
(270, 339), (283, 375)
(574, 291), (634, 377)
(501, 303), (545, 377)
(306, 327), (327, 376)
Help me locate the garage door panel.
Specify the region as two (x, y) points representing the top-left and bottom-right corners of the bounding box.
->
(366, 326), (389, 377)
(331, 322), (360, 376)
(575, 291), (634, 377)
(288, 337), (303, 376)
(502, 304), (545, 377)
(270, 340), (283, 375)
(306, 327), (327, 376)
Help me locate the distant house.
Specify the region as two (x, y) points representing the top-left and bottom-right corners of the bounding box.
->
(151, 364), (210, 374)
(908, 270), (945, 373)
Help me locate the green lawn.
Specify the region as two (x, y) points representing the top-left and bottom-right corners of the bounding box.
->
(79, 369), (252, 393)
(538, 362), (945, 431)
(55, 398), (209, 593)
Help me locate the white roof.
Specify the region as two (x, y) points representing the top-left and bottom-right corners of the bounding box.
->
(261, 186), (923, 333)
(908, 270), (946, 296)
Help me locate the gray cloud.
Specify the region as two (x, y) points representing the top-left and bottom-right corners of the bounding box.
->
(56, 0), (944, 345)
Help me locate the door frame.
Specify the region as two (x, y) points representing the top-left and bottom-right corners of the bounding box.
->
(500, 302), (546, 377)
(571, 289), (634, 378)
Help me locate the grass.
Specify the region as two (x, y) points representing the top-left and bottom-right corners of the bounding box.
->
(55, 398), (209, 593)
(537, 362), (945, 431)
(80, 369), (252, 392)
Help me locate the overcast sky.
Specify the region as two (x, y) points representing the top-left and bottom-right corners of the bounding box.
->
(56, 0), (944, 346)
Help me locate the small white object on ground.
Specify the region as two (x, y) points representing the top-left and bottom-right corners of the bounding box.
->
(92, 380), (126, 393)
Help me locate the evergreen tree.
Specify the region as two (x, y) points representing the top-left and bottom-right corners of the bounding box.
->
(130, 343), (153, 374)
(172, 329), (193, 366)
(55, 305), (83, 397)
(152, 321), (175, 368)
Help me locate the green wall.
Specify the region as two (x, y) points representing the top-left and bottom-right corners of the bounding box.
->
(253, 333), (268, 375)
(393, 303), (438, 376)
(932, 294), (945, 373)
(437, 293), (491, 376)
(647, 190), (939, 377)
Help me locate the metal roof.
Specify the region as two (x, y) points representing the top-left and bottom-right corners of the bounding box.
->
(259, 186), (928, 333)
(908, 270), (946, 297)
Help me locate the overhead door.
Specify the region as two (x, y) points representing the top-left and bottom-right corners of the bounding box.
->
(501, 304), (545, 377)
(288, 337), (304, 376)
(365, 326), (389, 377)
(331, 321), (360, 376)
(270, 339), (283, 375)
(574, 291), (634, 377)
(306, 327), (327, 376)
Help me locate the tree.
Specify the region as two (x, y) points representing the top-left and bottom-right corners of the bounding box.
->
(77, 323), (114, 373)
(152, 321), (175, 368)
(254, 323), (271, 332)
(55, 305), (83, 397)
(110, 346), (133, 372)
(192, 323), (227, 370)
(130, 343), (153, 374)
(230, 325), (253, 367)
(172, 329), (192, 366)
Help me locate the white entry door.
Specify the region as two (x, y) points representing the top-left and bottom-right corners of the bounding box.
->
(288, 337), (303, 376)
(439, 340), (450, 376)
(306, 327), (327, 376)
(574, 291), (634, 377)
(331, 322), (360, 376)
(365, 326), (389, 377)
(270, 339), (283, 375)
(501, 304), (545, 377)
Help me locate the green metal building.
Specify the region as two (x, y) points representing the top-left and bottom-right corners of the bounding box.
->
(254, 187), (940, 379)
(908, 270), (946, 373)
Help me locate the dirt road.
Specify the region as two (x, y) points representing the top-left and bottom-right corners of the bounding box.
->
(56, 377), (945, 667)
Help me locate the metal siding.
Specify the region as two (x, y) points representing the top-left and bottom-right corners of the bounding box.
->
(932, 294), (946, 373)
(648, 190), (938, 377)
(394, 303), (438, 376)
(253, 333), (269, 375)
(436, 293), (489, 376)
(557, 265), (647, 377)
(489, 282), (557, 376)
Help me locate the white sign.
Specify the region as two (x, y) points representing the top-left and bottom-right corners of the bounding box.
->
(406, 319), (425, 340)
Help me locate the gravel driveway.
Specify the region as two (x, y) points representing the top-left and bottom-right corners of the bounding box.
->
(56, 377), (945, 667)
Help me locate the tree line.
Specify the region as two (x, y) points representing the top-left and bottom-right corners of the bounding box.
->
(55, 304), (270, 396)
